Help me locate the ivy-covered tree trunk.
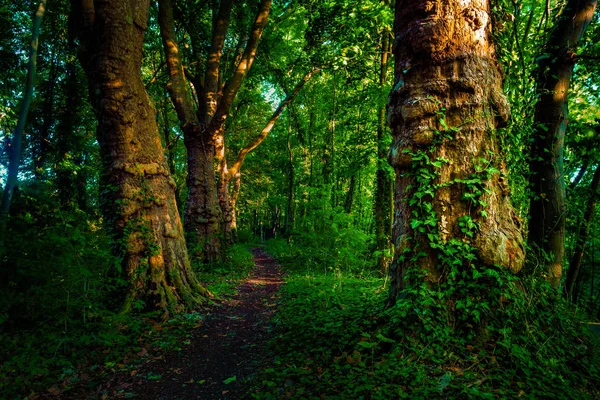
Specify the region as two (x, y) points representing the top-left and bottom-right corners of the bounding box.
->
(73, 0), (209, 317)
(528, 0), (597, 288)
(387, 0), (524, 303)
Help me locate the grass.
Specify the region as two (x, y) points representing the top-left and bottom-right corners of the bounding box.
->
(254, 239), (600, 399)
(0, 243), (256, 399)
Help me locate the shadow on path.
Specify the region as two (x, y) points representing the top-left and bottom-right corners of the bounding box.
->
(81, 248), (283, 400)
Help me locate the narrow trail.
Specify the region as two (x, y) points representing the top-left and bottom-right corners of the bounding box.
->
(83, 248), (283, 400)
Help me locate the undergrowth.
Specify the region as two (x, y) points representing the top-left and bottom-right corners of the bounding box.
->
(0, 200), (255, 400)
(256, 239), (600, 399)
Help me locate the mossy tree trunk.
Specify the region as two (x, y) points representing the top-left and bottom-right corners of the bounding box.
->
(0, 0), (46, 231)
(387, 0), (524, 303)
(72, 0), (209, 317)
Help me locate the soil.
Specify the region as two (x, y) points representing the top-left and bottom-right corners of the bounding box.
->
(70, 248), (283, 400)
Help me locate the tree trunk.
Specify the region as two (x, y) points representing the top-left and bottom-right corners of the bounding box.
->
(387, 0), (524, 303)
(73, 0), (209, 317)
(375, 29), (393, 273)
(564, 164), (600, 301)
(56, 36), (87, 211)
(0, 0), (46, 231)
(344, 175), (356, 214)
(284, 116), (295, 234)
(33, 58), (56, 181)
(158, 0), (222, 261)
(217, 69), (317, 240)
(528, 0), (597, 287)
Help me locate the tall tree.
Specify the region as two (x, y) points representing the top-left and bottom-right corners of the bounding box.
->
(217, 68), (318, 240)
(374, 29), (393, 273)
(564, 163), (600, 300)
(158, 0), (272, 258)
(387, 0), (524, 301)
(72, 0), (209, 317)
(0, 0), (46, 231)
(528, 0), (597, 287)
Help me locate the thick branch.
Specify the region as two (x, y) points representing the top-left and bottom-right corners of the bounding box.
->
(227, 68), (318, 179)
(158, 0), (198, 129)
(203, 0), (234, 122)
(211, 0), (272, 132)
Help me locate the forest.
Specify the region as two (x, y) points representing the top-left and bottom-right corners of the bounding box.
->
(1, 0), (600, 398)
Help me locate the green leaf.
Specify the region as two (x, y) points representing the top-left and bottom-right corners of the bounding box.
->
(223, 376), (237, 384)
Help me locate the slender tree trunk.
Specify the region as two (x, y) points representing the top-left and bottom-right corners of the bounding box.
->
(56, 36), (86, 211)
(73, 0), (209, 317)
(217, 69), (317, 240)
(285, 115), (295, 234)
(375, 29), (393, 273)
(387, 0), (524, 303)
(0, 0), (46, 231)
(344, 175), (356, 214)
(564, 164), (600, 301)
(528, 0), (597, 287)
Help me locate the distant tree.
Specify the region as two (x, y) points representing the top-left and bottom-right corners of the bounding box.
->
(0, 0), (46, 231)
(158, 0), (272, 259)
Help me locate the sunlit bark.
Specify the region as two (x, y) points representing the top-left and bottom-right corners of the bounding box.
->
(387, 0), (524, 302)
(73, 0), (209, 317)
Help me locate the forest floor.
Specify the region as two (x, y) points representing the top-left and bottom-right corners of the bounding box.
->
(66, 248), (283, 400)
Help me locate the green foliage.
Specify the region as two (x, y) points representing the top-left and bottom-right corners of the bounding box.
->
(255, 244), (600, 399)
(194, 244), (256, 298)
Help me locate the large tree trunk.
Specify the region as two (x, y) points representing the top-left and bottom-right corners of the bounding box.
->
(73, 0), (209, 317)
(387, 0), (524, 303)
(528, 0), (597, 287)
(374, 29), (393, 273)
(564, 164), (600, 301)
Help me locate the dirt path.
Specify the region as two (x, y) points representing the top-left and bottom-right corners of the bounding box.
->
(81, 248), (283, 400)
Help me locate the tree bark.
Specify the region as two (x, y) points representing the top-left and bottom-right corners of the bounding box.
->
(564, 164), (600, 301)
(73, 0), (209, 317)
(0, 0), (46, 231)
(158, 0), (222, 261)
(375, 29), (393, 273)
(387, 0), (524, 303)
(528, 0), (597, 287)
